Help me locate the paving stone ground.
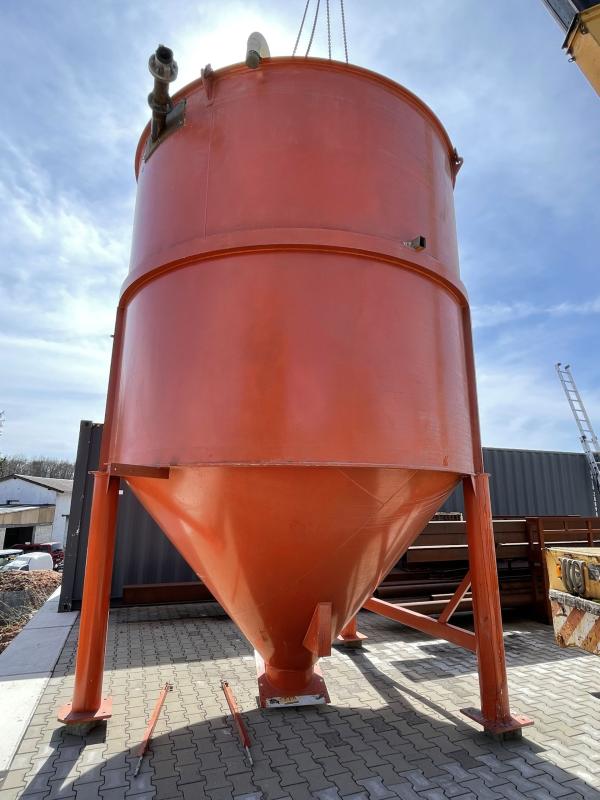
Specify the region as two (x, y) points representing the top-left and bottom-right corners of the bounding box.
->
(1, 604), (599, 800)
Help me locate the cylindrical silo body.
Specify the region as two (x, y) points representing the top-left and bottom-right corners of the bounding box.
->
(103, 58), (479, 701)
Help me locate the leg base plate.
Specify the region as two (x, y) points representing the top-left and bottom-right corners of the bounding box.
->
(335, 631), (368, 648)
(460, 706), (533, 739)
(58, 697), (112, 727)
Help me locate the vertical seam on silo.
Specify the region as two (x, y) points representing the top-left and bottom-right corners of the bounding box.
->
(204, 108), (214, 239)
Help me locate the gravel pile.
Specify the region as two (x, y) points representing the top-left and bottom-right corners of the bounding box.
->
(0, 569), (61, 594)
(0, 570), (62, 653)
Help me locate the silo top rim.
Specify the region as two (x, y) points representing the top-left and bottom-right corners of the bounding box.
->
(134, 56), (458, 179)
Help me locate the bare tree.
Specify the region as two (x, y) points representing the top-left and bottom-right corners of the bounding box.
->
(0, 456), (75, 479)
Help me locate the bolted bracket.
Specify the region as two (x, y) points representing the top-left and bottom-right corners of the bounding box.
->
(303, 602), (332, 657)
(402, 235), (426, 252)
(201, 64), (215, 104)
(144, 100), (186, 161)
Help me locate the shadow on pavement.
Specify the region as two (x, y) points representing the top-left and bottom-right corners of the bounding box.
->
(12, 656), (600, 800)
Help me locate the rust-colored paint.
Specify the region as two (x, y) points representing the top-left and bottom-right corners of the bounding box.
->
(303, 602), (333, 658)
(221, 679), (253, 764)
(364, 595), (476, 652)
(337, 615), (367, 646)
(460, 474), (533, 734)
(126, 465), (457, 694)
(61, 57), (525, 731)
(58, 472), (118, 724)
(133, 682), (172, 777)
(437, 570), (471, 625)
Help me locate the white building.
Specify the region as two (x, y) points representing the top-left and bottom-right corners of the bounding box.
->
(0, 475), (73, 547)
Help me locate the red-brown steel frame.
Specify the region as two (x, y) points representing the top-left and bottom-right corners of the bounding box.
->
(57, 60), (532, 738)
(57, 316), (534, 737)
(363, 474), (533, 736)
(58, 310), (533, 739)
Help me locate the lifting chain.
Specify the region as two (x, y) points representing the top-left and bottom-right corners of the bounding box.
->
(326, 0), (332, 60)
(292, 0), (310, 57)
(292, 0), (348, 62)
(340, 0), (349, 63)
(305, 0), (321, 57)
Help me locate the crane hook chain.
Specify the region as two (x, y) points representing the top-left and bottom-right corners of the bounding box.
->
(292, 0), (348, 62)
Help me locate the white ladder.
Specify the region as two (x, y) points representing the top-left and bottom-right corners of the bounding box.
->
(556, 363), (600, 501)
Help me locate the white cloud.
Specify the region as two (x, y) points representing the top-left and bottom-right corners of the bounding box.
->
(472, 297), (600, 329)
(1, 0), (599, 461)
(0, 137), (127, 457)
(476, 360), (600, 452)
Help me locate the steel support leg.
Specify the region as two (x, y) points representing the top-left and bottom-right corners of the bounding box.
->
(461, 474), (533, 737)
(336, 615), (367, 647)
(58, 471), (119, 726)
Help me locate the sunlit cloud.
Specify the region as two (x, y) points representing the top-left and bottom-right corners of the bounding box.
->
(472, 298), (600, 329)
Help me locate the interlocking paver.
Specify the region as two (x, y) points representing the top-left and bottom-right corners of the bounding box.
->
(314, 789), (341, 800)
(329, 769), (364, 795)
(179, 782), (207, 800)
(205, 787), (233, 800)
(74, 781), (104, 799)
(1, 769), (29, 790)
(274, 765), (304, 788)
(386, 783), (423, 800)
(268, 750), (294, 769)
(253, 775), (286, 798)
(1, 790), (37, 800)
(21, 792), (53, 800)
(4, 607), (600, 800)
(227, 771), (257, 796)
(150, 760), (176, 782)
(101, 769), (129, 791)
(22, 771), (54, 795)
(151, 776), (180, 799)
(357, 776), (395, 798)
(127, 771), (155, 796)
(286, 784), (314, 800)
(202, 769), (232, 791)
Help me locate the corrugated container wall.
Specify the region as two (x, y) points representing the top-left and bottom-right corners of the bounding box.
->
(59, 421), (596, 611)
(442, 447), (596, 517)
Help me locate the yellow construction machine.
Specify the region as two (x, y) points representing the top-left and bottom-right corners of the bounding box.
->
(545, 548), (600, 655)
(543, 0), (600, 94)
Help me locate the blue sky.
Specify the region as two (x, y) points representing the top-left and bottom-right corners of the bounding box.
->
(1, 0), (599, 459)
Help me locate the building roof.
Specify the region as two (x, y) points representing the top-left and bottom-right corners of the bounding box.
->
(0, 474), (73, 493)
(0, 505), (40, 515)
(0, 504), (55, 525)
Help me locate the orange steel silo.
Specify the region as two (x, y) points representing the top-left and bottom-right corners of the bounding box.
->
(59, 51), (531, 737)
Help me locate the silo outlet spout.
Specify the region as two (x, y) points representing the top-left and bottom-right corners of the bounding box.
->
(148, 45), (178, 142)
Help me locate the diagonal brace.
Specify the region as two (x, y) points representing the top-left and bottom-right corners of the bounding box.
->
(438, 571), (471, 624)
(363, 596), (476, 652)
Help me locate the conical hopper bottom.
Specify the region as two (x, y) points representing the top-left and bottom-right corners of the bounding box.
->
(127, 466), (458, 702)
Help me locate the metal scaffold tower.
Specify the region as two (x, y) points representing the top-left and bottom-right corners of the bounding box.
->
(556, 363), (600, 507)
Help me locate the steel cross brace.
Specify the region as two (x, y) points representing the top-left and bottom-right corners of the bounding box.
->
(363, 474), (533, 738)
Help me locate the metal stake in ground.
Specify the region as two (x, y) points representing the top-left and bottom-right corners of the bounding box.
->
(220, 679), (253, 765)
(133, 682), (173, 778)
